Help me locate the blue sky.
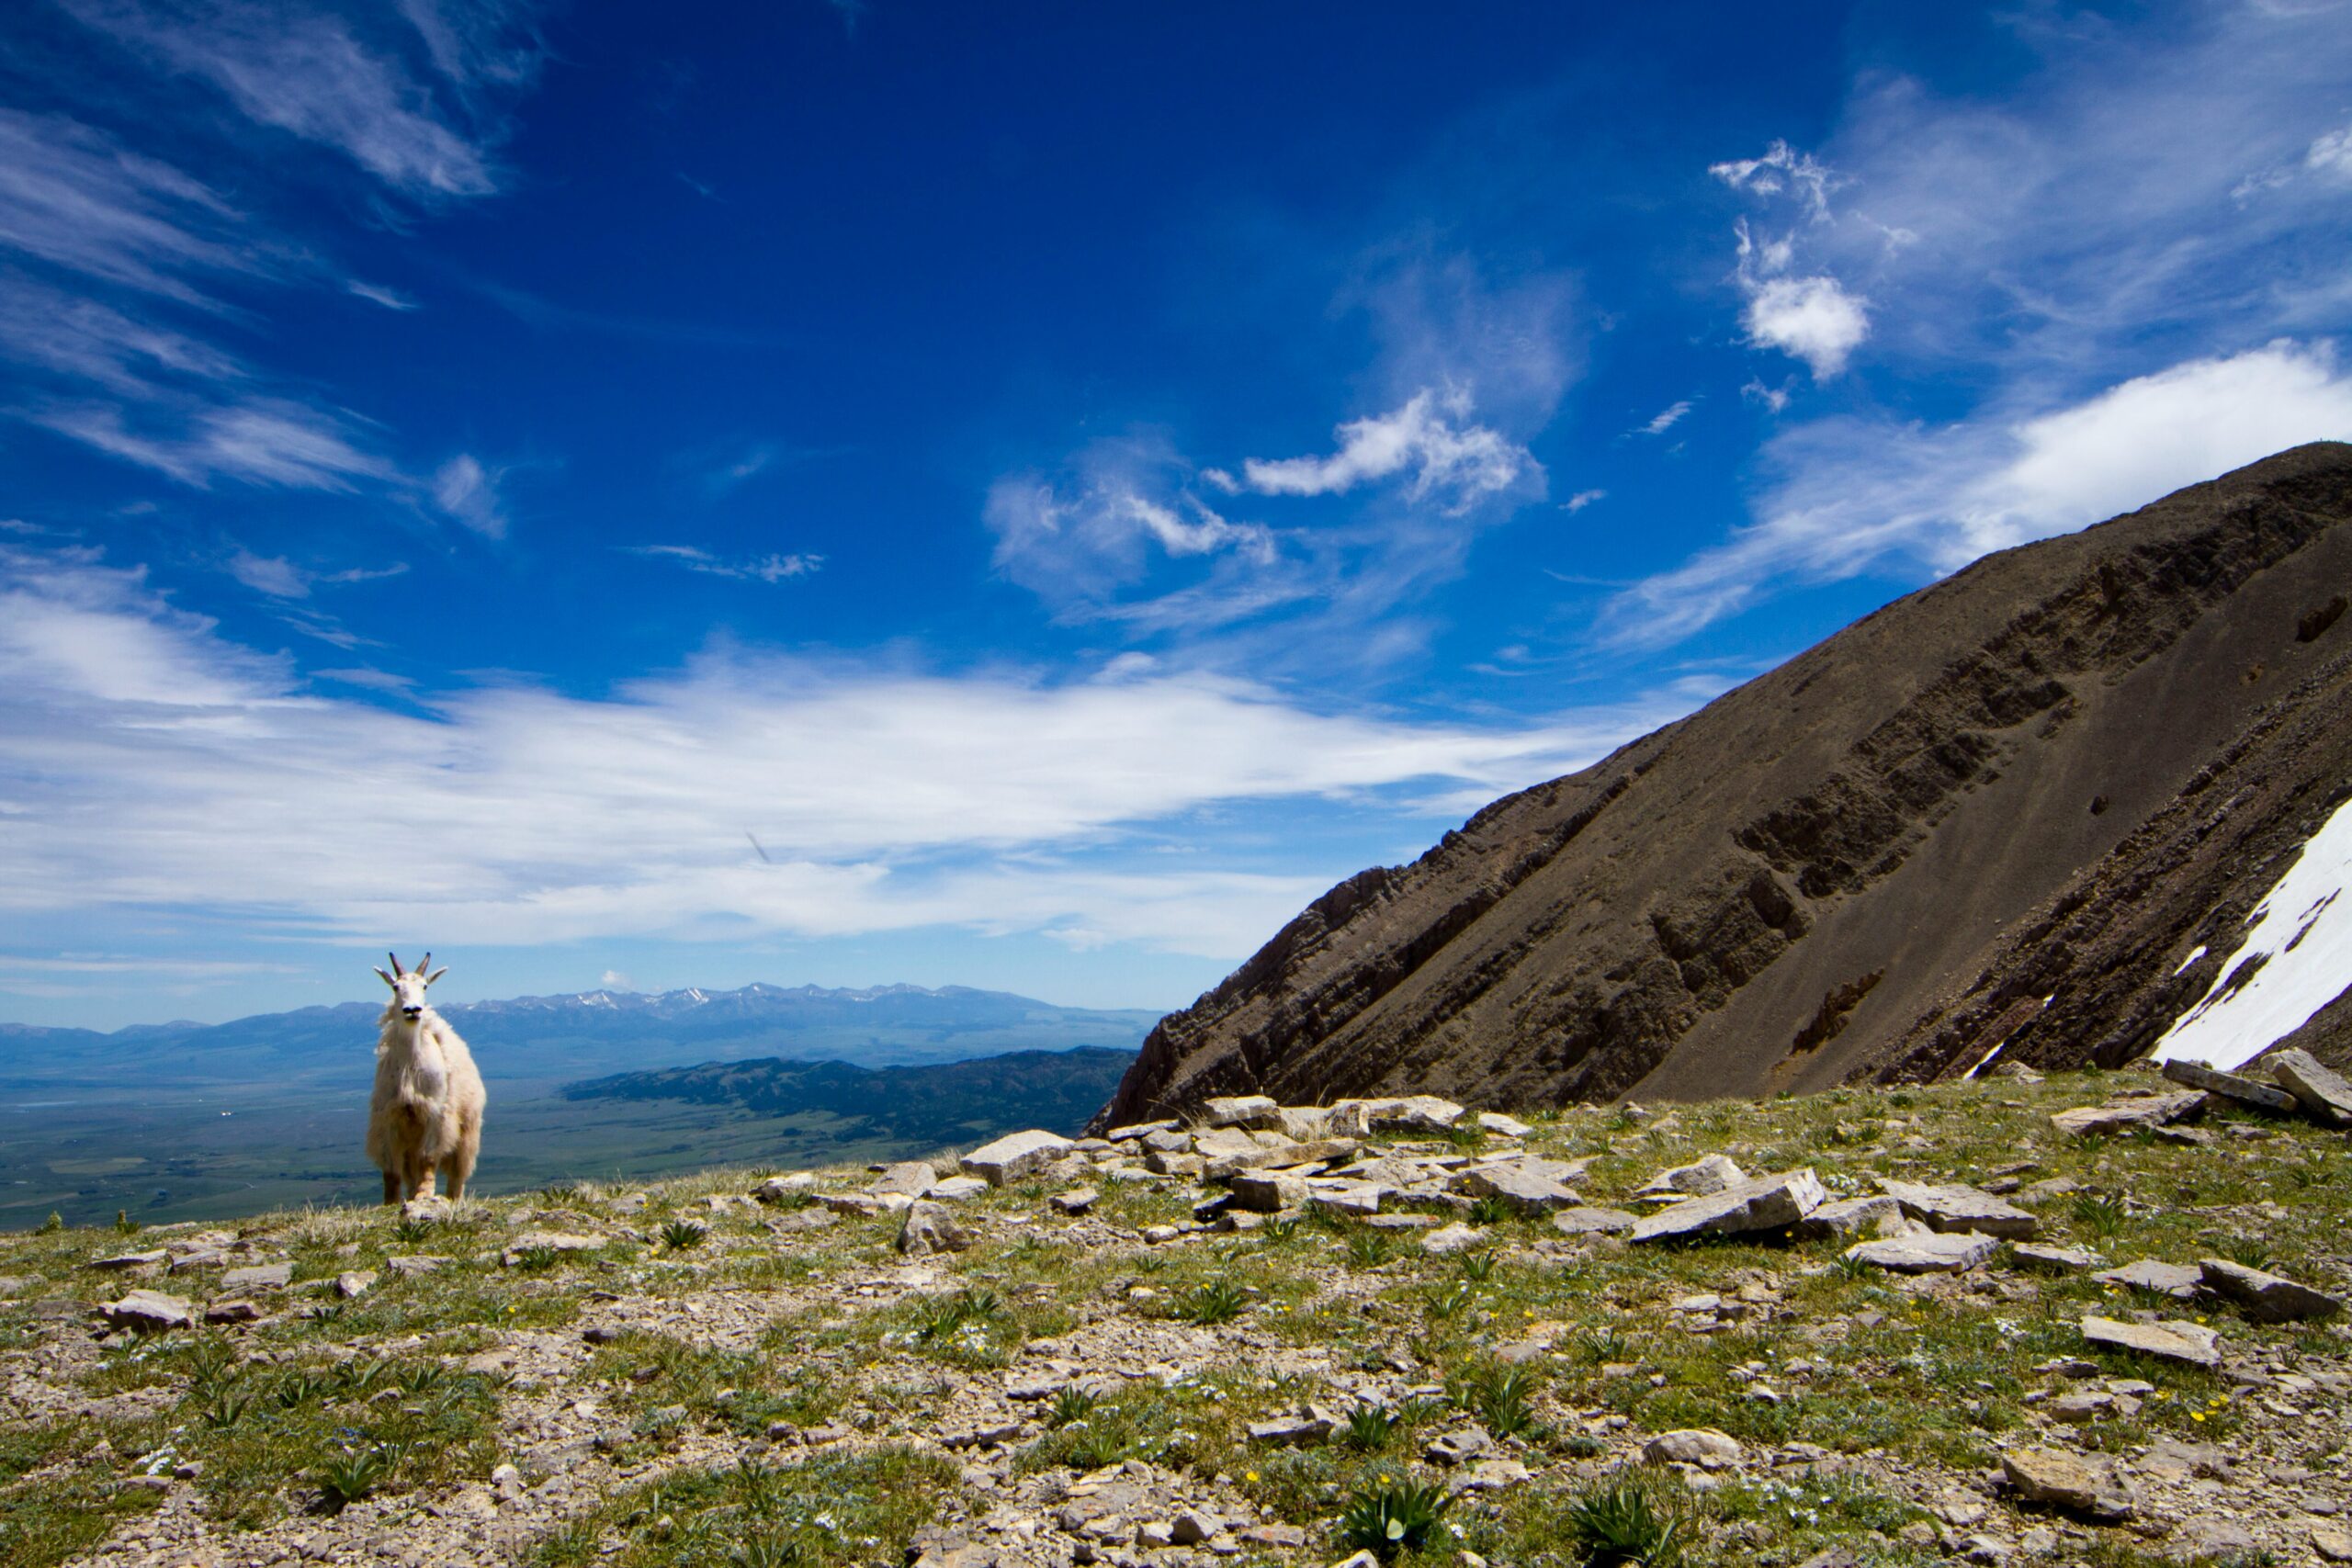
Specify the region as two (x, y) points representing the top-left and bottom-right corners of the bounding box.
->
(5, 1), (2352, 1029)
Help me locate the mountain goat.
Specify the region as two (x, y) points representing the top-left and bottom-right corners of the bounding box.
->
(367, 952), (486, 1204)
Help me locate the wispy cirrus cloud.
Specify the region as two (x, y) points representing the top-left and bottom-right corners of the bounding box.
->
(60, 0), (537, 199)
(1238, 385), (1538, 513)
(622, 545), (824, 583)
(227, 549), (409, 600)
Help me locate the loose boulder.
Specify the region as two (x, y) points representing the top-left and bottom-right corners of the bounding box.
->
(896, 1201), (970, 1258)
(959, 1130), (1075, 1186)
(1843, 1231), (1996, 1273)
(1631, 1168), (1826, 1242)
(2080, 1314), (2220, 1368)
(2159, 1059), (2300, 1115)
(100, 1289), (192, 1331)
(1876, 1179), (2040, 1239)
(2199, 1258), (2345, 1323)
(2268, 1049), (2352, 1125)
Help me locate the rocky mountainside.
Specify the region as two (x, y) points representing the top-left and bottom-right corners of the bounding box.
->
(6, 1060), (2350, 1568)
(1096, 443), (2352, 1129)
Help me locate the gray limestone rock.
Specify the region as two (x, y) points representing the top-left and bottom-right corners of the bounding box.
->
(1643, 1428), (1743, 1466)
(2159, 1058), (2300, 1114)
(1200, 1095), (1283, 1130)
(1792, 1195), (1901, 1240)
(2001, 1448), (2133, 1519)
(1641, 1154), (1747, 1197)
(2199, 1258), (2345, 1323)
(1631, 1168), (1826, 1242)
(1047, 1186), (1099, 1215)
(1227, 1172), (1308, 1213)
(1552, 1206), (1638, 1236)
(871, 1162), (941, 1198)
(1876, 1178), (2040, 1239)
(2090, 1259), (2202, 1298)
(2268, 1048), (2352, 1125)
(220, 1262), (292, 1292)
(101, 1289), (192, 1331)
(2012, 1244), (2103, 1270)
(2048, 1090), (2207, 1136)
(961, 1130), (1077, 1185)
(2080, 1314), (2221, 1368)
(1843, 1230), (1997, 1273)
(896, 1201), (971, 1258)
(926, 1176), (989, 1202)
(1453, 1163), (1580, 1214)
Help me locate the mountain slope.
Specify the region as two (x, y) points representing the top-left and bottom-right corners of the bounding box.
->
(1096, 442), (2352, 1126)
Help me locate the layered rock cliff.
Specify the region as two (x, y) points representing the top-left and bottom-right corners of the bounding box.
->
(1095, 443), (2352, 1126)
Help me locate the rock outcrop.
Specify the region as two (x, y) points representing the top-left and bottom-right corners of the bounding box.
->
(1095, 444), (2352, 1126)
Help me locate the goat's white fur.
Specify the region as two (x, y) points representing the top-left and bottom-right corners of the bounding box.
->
(367, 952), (486, 1204)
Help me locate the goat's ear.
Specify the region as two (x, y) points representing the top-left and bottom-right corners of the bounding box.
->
(373, 966), (397, 988)
(424, 966), (448, 987)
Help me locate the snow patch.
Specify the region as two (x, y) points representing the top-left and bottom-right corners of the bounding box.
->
(2171, 945), (2206, 977)
(2153, 795), (2352, 1070)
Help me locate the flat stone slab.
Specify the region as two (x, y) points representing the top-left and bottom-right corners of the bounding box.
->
(1877, 1178), (2040, 1239)
(1104, 1120), (1179, 1142)
(2091, 1259), (2201, 1298)
(2268, 1048), (2352, 1125)
(926, 1176), (989, 1202)
(2160, 1058), (2301, 1115)
(88, 1251), (167, 1272)
(1200, 1096), (1283, 1129)
(1475, 1112), (1532, 1137)
(1631, 1168), (1825, 1243)
(1302, 1180), (1387, 1217)
(220, 1262), (291, 1292)
(960, 1130), (1075, 1185)
(101, 1289), (192, 1331)
(870, 1162), (940, 1198)
(502, 1231), (605, 1265)
(1227, 1172), (1308, 1213)
(1792, 1194), (1901, 1241)
(1421, 1222), (1483, 1255)
(1453, 1164), (1580, 1213)
(1358, 1095), (1467, 1133)
(2050, 1090), (2207, 1136)
(385, 1256), (445, 1278)
(2013, 1244), (2103, 1270)
(1552, 1206), (1638, 1236)
(2199, 1258), (2345, 1323)
(1843, 1230), (1997, 1273)
(2081, 1314), (2221, 1368)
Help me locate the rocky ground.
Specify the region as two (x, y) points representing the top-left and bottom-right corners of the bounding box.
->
(4, 1055), (2350, 1568)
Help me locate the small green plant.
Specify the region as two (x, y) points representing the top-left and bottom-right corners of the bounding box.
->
(661, 1219), (709, 1250)
(393, 1216), (436, 1247)
(908, 1289), (1002, 1344)
(1174, 1280), (1246, 1325)
(2072, 1191), (2131, 1241)
(1345, 1228), (1396, 1269)
(1565, 1473), (1688, 1567)
(1467, 1194), (1516, 1227)
(1457, 1250), (1498, 1282)
(1577, 1325), (1629, 1364)
(199, 1391), (250, 1429)
(729, 1539), (803, 1568)
(2214, 1235), (2272, 1270)
(1453, 1362), (1543, 1438)
(511, 1244), (561, 1271)
(396, 1363), (447, 1396)
(113, 1209), (139, 1235)
(1048, 1385), (1100, 1428)
(37, 1210), (62, 1234)
(1832, 1252), (1874, 1282)
(333, 1359), (392, 1398)
(1260, 1215), (1301, 1243)
(1425, 1280), (1474, 1322)
(313, 1445), (394, 1512)
(272, 1369), (324, 1408)
(1339, 1404), (1401, 1451)
(1336, 1478), (1453, 1559)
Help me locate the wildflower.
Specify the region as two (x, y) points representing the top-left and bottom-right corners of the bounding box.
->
(1244, 1471), (1259, 1483)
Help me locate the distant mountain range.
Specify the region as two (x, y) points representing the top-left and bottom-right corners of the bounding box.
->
(565, 1046), (1138, 1146)
(0, 981), (1164, 1096)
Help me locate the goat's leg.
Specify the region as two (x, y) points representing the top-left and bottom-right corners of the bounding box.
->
(381, 1170), (400, 1206)
(442, 1159), (466, 1203)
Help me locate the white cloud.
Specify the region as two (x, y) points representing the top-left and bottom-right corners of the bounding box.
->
(2310, 123), (2352, 177)
(0, 540), (1686, 957)
(1710, 140), (1838, 219)
(1559, 489), (1605, 513)
(623, 545), (823, 583)
(1634, 400), (1692, 436)
(1600, 341), (2352, 648)
(348, 279), (418, 310)
(1741, 378), (1792, 413)
(1239, 387), (1537, 512)
(432, 454), (507, 537)
(32, 398), (395, 491)
(0, 109), (258, 305)
(1741, 276), (1871, 379)
(227, 549), (309, 599)
(62, 0), (507, 198)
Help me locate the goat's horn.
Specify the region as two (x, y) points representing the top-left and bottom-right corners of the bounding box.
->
(388, 951), (403, 976)
(419, 953), (431, 976)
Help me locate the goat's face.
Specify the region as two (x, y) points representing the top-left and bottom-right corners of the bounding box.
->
(373, 952), (447, 1022)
